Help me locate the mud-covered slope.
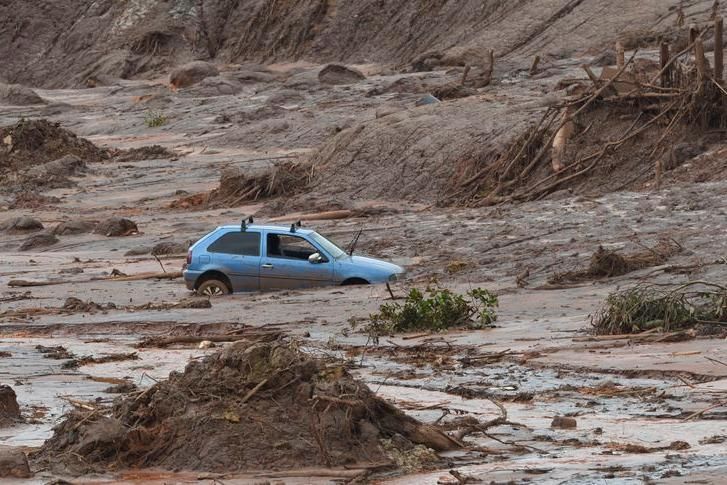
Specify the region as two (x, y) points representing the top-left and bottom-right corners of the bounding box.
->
(0, 0), (716, 88)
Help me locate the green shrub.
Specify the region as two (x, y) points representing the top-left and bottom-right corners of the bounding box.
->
(358, 286), (498, 338)
(144, 110), (168, 128)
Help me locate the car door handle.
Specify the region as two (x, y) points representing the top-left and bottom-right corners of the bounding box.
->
(262, 264), (274, 269)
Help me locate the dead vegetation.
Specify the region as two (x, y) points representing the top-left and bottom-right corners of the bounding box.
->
(443, 27), (727, 206)
(591, 281), (727, 335)
(171, 161), (313, 210)
(550, 239), (683, 283)
(34, 340), (459, 475)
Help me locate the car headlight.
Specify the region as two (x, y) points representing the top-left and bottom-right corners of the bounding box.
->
(389, 273), (399, 282)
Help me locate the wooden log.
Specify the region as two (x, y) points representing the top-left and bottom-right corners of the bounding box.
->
(582, 65), (600, 85)
(716, 17), (724, 82)
(660, 42), (671, 87)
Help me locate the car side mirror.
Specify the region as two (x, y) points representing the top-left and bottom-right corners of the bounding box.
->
(308, 252), (323, 264)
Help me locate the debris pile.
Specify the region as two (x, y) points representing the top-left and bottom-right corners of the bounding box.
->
(444, 30), (727, 205)
(550, 239), (683, 283)
(35, 341), (459, 475)
(0, 119), (107, 174)
(172, 162), (312, 209)
(591, 282), (727, 335)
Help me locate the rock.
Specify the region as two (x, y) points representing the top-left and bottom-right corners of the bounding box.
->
(151, 241), (188, 256)
(0, 216), (43, 233)
(198, 340), (216, 349)
(318, 64), (366, 85)
(0, 82), (45, 105)
(551, 416), (577, 429)
(124, 246), (152, 256)
(376, 105), (406, 119)
(169, 61), (219, 89)
(52, 219), (95, 235)
(670, 142), (706, 167)
(0, 447), (31, 478)
(19, 233), (59, 251)
(0, 386), (20, 427)
(415, 94), (441, 106)
(184, 76), (243, 96)
(94, 217), (138, 237)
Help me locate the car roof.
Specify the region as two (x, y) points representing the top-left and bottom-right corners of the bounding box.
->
(217, 224), (315, 235)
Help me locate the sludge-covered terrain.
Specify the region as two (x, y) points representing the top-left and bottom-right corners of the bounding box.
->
(1, 0), (727, 483)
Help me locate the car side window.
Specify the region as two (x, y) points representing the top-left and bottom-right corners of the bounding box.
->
(267, 234), (322, 261)
(207, 232), (260, 256)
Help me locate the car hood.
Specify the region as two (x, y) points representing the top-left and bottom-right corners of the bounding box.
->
(341, 255), (404, 273)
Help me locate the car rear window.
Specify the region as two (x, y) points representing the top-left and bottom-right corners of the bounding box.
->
(207, 231), (260, 256)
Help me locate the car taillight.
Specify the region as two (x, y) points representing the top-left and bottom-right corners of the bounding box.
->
(186, 250), (192, 265)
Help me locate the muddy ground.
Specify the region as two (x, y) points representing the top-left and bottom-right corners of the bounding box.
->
(1, 4), (727, 483)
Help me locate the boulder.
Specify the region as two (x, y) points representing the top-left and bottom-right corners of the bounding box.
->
(0, 82), (45, 105)
(94, 217), (138, 237)
(169, 61), (219, 89)
(318, 64), (366, 85)
(0, 447), (31, 478)
(19, 233), (59, 251)
(0, 216), (43, 233)
(184, 76), (243, 96)
(0, 386), (20, 427)
(52, 219), (95, 235)
(151, 241), (188, 256)
(551, 416), (577, 429)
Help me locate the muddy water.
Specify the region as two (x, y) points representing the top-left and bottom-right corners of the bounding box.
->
(1, 69), (726, 482)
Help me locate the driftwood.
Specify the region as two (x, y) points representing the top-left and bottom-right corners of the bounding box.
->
(7, 271), (182, 288)
(137, 330), (282, 348)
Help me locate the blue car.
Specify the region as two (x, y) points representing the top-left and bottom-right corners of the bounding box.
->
(183, 222), (404, 295)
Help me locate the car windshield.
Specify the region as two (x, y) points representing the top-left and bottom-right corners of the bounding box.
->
(309, 232), (346, 259)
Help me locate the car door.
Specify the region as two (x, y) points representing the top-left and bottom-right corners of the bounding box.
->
(260, 231), (334, 290)
(206, 230), (261, 291)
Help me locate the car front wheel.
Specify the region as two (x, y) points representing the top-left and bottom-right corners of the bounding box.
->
(196, 279), (231, 297)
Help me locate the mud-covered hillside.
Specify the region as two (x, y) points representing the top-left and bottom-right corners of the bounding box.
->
(0, 0), (711, 88)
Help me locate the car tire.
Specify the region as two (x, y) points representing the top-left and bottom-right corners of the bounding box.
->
(197, 279), (231, 297)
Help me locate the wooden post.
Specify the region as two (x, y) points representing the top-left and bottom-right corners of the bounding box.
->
(695, 38), (708, 77)
(655, 159), (662, 190)
(616, 41), (625, 68)
(529, 55), (540, 75)
(716, 17), (724, 83)
(660, 42), (671, 87)
(689, 24), (699, 44)
(461, 64), (471, 86)
(482, 49), (494, 87)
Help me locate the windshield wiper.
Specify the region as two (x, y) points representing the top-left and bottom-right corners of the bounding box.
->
(347, 228), (363, 256)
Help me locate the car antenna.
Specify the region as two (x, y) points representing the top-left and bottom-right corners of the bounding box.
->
(347, 227), (363, 256)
